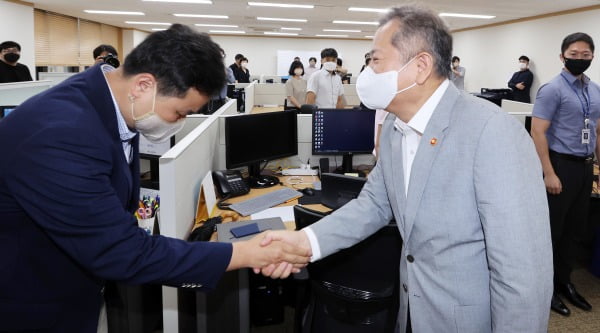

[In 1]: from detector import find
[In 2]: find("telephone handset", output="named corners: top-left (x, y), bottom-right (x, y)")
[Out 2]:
top-left (212, 170), bottom-right (250, 198)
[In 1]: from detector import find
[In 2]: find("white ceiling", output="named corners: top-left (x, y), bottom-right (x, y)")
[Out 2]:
top-left (27, 0), bottom-right (600, 38)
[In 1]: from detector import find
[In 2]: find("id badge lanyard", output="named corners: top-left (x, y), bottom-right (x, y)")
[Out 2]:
top-left (561, 73), bottom-right (591, 149)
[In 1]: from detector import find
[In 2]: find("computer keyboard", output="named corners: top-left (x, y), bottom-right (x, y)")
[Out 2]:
top-left (229, 187), bottom-right (302, 216)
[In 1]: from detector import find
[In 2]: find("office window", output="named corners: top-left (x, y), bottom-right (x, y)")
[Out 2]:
top-left (34, 10), bottom-right (122, 67)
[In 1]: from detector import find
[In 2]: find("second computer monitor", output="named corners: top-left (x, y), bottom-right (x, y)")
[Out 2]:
top-left (225, 110), bottom-right (298, 188)
top-left (312, 108), bottom-right (375, 174)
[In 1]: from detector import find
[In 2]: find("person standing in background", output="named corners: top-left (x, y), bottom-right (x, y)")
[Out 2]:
top-left (531, 32), bottom-right (599, 317)
top-left (306, 48), bottom-right (345, 108)
top-left (304, 57), bottom-right (318, 79)
top-left (508, 55), bottom-right (534, 103)
top-left (450, 55), bottom-right (465, 90)
top-left (238, 57), bottom-right (250, 83)
top-left (229, 53), bottom-right (244, 83)
top-left (0, 41), bottom-right (33, 83)
top-left (93, 44), bottom-right (119, 67)
top-left (285, 60), bottom-right (307, 110)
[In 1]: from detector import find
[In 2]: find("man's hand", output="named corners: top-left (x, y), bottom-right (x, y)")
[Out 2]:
top-left (227, 231), bottom-right (311, 275)
top-left (252, 230), bottom-right (312, 279)
top-left (516, 82), bottom-right (525, 90)
top-left (544, 173), bottom-right (562, 195)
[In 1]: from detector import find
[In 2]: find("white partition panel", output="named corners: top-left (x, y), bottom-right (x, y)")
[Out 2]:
top-left (159, 114), bottom-right (221, 333)
top-left (38, 72), bottom-right (76, 86)
top-left (501, 99), bottom-right (534, 126)
top-left (0, 80), bottom-right (53, 105)
top-left (254, 83), bottom-right (286, 106)
top-left (244, 81), bottom-right (256, 114)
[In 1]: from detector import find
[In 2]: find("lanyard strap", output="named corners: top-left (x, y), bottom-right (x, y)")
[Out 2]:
top-left (561, 72), bottom-right (591, 119)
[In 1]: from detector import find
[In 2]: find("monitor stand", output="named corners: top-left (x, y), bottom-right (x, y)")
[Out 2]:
top-left (247, 162), bottom-right (279, 188)
top-left (335, 153), bottom-right (365, 178)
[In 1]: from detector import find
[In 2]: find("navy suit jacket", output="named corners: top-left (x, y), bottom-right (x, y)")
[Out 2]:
top-left (0, 66), bottom-right (232, 332)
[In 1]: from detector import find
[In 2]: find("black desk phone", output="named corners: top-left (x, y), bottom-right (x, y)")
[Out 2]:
top-left (212, 170), bottom-right (250, 198)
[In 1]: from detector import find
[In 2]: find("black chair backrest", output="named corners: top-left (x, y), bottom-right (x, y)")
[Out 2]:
top-left (299, 104), bottom-right (318, 114)
top-left (293, 205), bottom-right (327, 230)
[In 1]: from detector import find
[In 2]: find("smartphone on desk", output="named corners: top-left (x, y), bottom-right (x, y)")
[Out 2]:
top-left (212, 170), bottom-right (250, 198)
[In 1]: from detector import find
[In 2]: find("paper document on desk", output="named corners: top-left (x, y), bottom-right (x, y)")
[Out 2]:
top-left (251, 206), bottom-right (295, 222)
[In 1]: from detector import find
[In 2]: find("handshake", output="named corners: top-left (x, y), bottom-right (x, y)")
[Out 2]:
top-left (228, 230), bottom-right (312, 279)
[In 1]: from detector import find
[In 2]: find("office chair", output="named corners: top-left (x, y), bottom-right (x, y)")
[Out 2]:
top-left (293, 205), bottom-right (401, 333)
top-left (299, 104), bottom-right (317, 114)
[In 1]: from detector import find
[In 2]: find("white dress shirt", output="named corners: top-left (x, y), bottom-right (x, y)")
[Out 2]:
top-left (304, 79), bottom-right (450, 261)
top-left (101, 64), bottom-right (137, 164)
top-left (306, 69), bottom-right (344, 109)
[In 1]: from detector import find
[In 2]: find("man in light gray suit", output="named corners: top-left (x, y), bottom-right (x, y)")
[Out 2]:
top-left (257, 5), bottom-right (553, 332)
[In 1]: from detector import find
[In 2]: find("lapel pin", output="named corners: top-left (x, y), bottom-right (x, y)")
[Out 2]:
top-left (430, 138), bottom-right (438, 146)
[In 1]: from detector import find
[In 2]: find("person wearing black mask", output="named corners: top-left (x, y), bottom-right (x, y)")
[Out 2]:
top-left (507, 55), bottom-right (534, 103)
top-left (0, 41), bottom-right (33, 83)
top-left (532, 32), bottom-right (599, 317)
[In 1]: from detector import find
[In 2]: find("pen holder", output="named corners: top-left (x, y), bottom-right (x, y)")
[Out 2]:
top-left (138, 216), bottom-right (155, 235)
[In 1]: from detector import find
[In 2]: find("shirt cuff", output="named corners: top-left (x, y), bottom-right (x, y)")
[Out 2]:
top-left (302, 227), bottom-right (322, 262)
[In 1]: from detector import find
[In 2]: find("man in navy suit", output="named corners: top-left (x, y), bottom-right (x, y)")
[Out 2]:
top-left (0, 24), bottom-right (310, 332)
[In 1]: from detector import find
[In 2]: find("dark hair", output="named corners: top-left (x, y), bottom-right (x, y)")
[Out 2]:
top-left (451, 56), bottom-right (460, 63)
top-left (0, 41), bottom-right (21, 51)
top-left (309, 57), bottom-right (317, 62)
top-left (122, 24), bottom-right (225, 97)
top-left (241, 57), bottom-right (248, 62)
top-left (561, 32), bottom-right (595, 55)
top-left (380, 5), bottom-right (452, 79)
top-left (518, 55), bottom-right (529, 62)
top-left (234, 53), bottom-right (244, 61)
top-left (93, 44), bottom-right (118, 59)
top-left (320, 48), bottom-right (338, 59)
top-left (288, 60), bottom-right (304, 76)
top-left (366, 58), bottom-right (372, 66)
top-left (336, 58), bottom-right (343, 66)
top-left (365, 52), bottom-right (371, 59)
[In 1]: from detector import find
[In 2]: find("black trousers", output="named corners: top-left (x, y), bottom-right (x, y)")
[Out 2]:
top-left (547, 152), bottom-right (594, 285)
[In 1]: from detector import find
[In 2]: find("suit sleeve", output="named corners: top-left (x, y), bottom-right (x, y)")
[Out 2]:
top-left (473, 111), bottom-right (553, 332)
top-left (307, 160), bottom-right (395, 258)
top-left (5, 123), bottom-right (231, 290)
top-left (524, 71), bottom-right (533, 89)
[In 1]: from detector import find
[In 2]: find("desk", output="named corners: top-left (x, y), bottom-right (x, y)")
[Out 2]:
top-left (191, 175), bottom-right (327, 333)
top-left (251, 106), bottom-right (283, 114)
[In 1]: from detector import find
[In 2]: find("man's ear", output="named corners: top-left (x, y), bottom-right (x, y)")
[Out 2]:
top-left (415, 52), bottom-right (434, 85)
top-left (129, 73), bottom-right (156, 100)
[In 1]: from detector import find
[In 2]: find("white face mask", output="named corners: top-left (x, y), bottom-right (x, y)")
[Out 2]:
top-left (519, 62), bottom-right (527, 70)
top-left (241, 62), bottom-right (248, 68)
top-left (322, 61), bottom-right (337, 72)
top-left (356, 57), bottom-right (417, 110)
top-left (294, 68), bottom-right (303, 76)
top-left (130, 85), bottom-right (186, 143)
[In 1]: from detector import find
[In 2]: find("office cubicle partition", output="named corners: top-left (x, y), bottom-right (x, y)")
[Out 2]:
top-left (38, 72), bottom-right (76, 86)
top-left (0, 80), bottom-right (53, 105)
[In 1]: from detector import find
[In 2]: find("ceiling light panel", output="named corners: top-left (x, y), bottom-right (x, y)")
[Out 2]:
top-left (316, 34), bottom-right (348, 38)
top-left (333, 20), bottom-right (378, 25)
top-left (126, 21), bottom-right (171, 25)
top-left (210, 30), bottom-right (246, 34)
top-left (248, 2), bottom-right (314, 9)
top-left (264, 32), bottom-right (299, 36)
top-left (195, 23), bottom-right (238, 27)
top-left (323, 29), bottom-right (361, 33)
top-left (84, 10), bottom-right (144, 15)
top-left (257, 17), bottom-right (307, 22)
top-left (348, 7), bottom-right (388, 13)
top-left (281, 27), bottom-right (302, 31)
top-left (174, 14), bottom-right (229, 18)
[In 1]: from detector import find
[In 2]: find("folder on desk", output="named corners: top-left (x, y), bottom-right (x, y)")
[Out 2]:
top-left (216, 217), bottom-right (286, 242)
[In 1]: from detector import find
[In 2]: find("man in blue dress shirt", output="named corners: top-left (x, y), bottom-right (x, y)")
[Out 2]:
top-left (532, 32), bottom-right (600, 317)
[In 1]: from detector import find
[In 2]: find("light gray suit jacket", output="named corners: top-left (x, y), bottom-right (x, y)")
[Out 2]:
top-left (309, 83), bottom-right (553, 332)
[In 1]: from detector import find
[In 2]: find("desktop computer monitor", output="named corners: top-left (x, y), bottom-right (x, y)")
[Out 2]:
top-left (225, 110), bottom-right (298, 188)
top-left (312, 108), bottom-right (375, 174)
top-left (0, 105), bottom-right (18, 119)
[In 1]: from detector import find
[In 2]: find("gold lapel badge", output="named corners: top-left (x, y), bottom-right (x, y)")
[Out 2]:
top-left (430, 138), bottom-right (438, 146)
